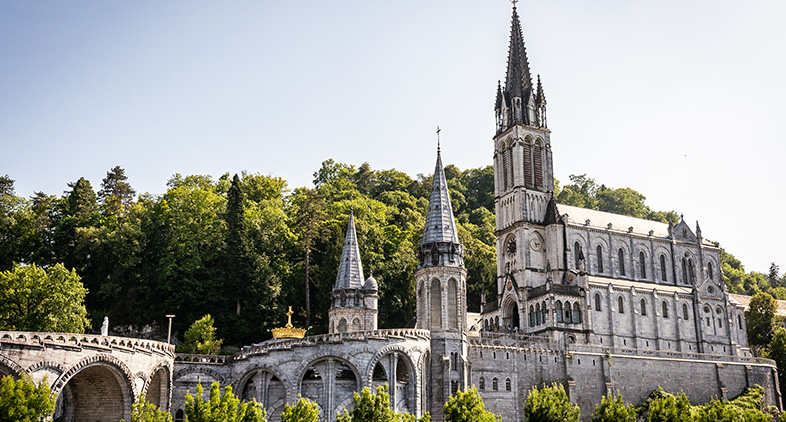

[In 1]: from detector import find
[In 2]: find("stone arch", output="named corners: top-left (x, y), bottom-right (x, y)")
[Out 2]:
top-left (592, 238), bottom-right (610, 274)
top-left (52, 354), bottom-right (136, 422)
top-left (173, 366), bottom-right (229, 386)
top-left (339, 318), bottom-right (348, 333)
top-left (235, 365), bottom-right (288, 419)
top-left (0, 353), bottom-right (24, 378)
top-left (298, 355), bottom-right (362, 422)
top-left (635, 245), bottom-right (650, 280)
top-left (447, 278), bottom-right (459, 329)
top-left (143, 360), bottom-right (172, 411)
top-left (352, 317), bottom-right (361, 332)
top-left (502, 297), bottom-right (520, 330)
top-left (27, 361), bottom-right (67, 386)
top-left (365, 345), bottom-right (419, 415)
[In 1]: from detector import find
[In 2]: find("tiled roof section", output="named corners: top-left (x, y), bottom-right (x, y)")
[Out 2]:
top-left (335, 212), bottom-right (364, 289)
top-left (505, 6), bottom-right (533, 103)
top-left (558, 204), bottom-right (670, 237)
top-left (421, 149), bottom-right (459, 245)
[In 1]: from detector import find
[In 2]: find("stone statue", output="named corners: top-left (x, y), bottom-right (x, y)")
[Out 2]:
top-left (100, 316), bottom-right (109, 336)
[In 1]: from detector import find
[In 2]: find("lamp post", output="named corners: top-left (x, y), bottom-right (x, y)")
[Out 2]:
top-left (166, 315), bottom-right (175, 344)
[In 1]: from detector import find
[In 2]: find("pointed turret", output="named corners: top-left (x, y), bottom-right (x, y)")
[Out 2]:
top-left (329, 211), bottom-right (378, 334)
top-left (535, 74), bottom-right (548, 128)
top-left (334, 211), bottom-right (364, 289)
top-left (421, 148), bottom-right (460, 247)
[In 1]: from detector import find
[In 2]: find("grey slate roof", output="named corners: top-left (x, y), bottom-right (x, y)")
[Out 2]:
top-left (421, 149), bottom-right (459, 246)
top-left (334, 212), bottom-right (364, 289)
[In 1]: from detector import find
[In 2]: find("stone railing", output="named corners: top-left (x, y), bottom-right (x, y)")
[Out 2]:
top-left (232, 329), bottom-right (431, 361)
top-left (470, 332), bottom-right (774, 366)
top-left (0, 331), bottom-right (175, 357)
top-left (174, 354), bottom-right (232, 364)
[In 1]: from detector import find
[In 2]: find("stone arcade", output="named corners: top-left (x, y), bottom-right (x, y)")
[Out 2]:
top-left (0, 6), bottom-right (780, 422)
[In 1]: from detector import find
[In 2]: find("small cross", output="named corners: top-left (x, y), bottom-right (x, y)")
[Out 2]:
top-left (286, 306), bottom-right (294, 326)
top-left (436, 126), bottom-right (441, 152)
top-left (511, 0), bottom-right (518, 7)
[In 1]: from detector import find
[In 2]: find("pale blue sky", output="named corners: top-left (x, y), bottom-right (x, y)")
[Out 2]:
top-left (1, 1), bottom-right (784, 274)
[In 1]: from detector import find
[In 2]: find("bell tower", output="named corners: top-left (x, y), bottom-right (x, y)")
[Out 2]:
top-left (415, 143), bottom-right (467, 422)
top-left (493, 6), bottom-right (558, 318)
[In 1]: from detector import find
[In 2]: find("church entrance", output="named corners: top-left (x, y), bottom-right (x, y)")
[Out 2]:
top-left (503, 301), bottom-right (520, 332)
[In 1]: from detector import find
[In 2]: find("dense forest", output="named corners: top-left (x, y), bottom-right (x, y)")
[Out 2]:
top-left (0, 164), bottom-right (782, 347)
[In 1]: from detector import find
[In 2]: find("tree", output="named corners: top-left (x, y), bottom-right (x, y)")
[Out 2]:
top-left (185, 381), bottom-right (265, 422)
top-left (591, 393), bottom-right (636, 422)
top-left (0, 374), bottom-right (55, 422)
top-left (289, 188), bottom-right (327, 327)
top-left (180, 314), bottom-right (223, 355)
top-left (98, 166), bottom-right (136, 216)
top-left (281, 396), bottom-right (320, 422)
top-left (0, 263), bottom-right (89, 333)
top-left (745, 293), bottom-right (780, 349)
top-left (122, 394), bottom-right (173, 422)
top-left (0, 175), bottom-right (14, 197)
top-left (443, 387), bottom-right (500, 422)
top-left (638, 388), bottom-right (692, 422)
top-left (524, 383), bottom-right (580, 422)
top-left (767, 328), bottom-right (786, 396)
top-left (336, 385), bottom-right (397, 422)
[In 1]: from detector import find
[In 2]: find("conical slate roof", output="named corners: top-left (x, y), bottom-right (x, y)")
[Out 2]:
top-left (421, 149), bottom-right (459, 246)
top-left (335, 212), bottom-right (364, 289)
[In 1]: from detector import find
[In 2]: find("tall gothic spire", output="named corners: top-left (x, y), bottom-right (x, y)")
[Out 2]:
top-left (505, 5), bottom-right (534, 103)
top-left (421, 148), bottom-right (459, 246)
top-left (335, 211), bottom-right (364, 289)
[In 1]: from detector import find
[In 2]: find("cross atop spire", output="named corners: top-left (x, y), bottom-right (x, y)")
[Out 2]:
top-left (436, 126), bottom-right (441, 153)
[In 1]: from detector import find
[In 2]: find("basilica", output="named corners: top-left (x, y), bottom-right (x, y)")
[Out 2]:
top-left (0, 6), bottom-right (781, 422)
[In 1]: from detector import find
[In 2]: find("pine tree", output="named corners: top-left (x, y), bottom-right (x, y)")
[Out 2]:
top-left (98, 166), bottom-right (136, 216)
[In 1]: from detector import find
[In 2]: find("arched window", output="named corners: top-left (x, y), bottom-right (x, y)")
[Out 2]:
top-left (573, 302), bottom-right (582, 323)
top-left (618, 296), bottom-right (624, 314)
top-left (595, 293), bottom-right (602, 311)
top-left (640, 299), bottom-right (647, 316)
top-left (505, 378), bottom-right (512, 391)
top-left (564, 301), bottom-right (572, 323)
top-left (708, 262), bottom-right (714, 281)
top-left (737, 314), bottom-right (742, 330)
top-left (508, 148), bottom-right (515, 188)
top-left (175, 410), bottom-right (185, 422)
top-left (597, 246), bottom-right (604, 273)
top-left (479, 377), bottom-right (485, 390)
top-left (640, 251), bottom-right (647, 279)
top-left (542, 301), bottom-right (548, 323)
top-left (493, 377), bottom-right (499, 391)
top-left (556, 301), bottom-right (564, 323)
top-left (501, 144), bottom-right (509, 190)
top-left (618, 248), bottom-right (626, 276)
top-left (660, 254), bottom-right (667, 281)
top-left (574, 241), bottom-right (583, 268)
top-left (683, 303), bottom-right (689, 320)
top-left (529, 305), bottom-right (535, 327)
top-left (662, 301), bottom-right (669, 318)
top-left (688, 259), bottom-right (696, 283)
top-left (535, 303), bottom-right (542, 325)
top-left (533, 142), bottom-right (543, 189)
top-left (523, 141), bottom-right (533, 187)
top-left (682, 258), bottom-right (688, 284)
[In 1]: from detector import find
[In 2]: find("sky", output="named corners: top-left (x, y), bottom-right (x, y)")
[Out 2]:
top-left (1, 1), bottom-right (784, 274)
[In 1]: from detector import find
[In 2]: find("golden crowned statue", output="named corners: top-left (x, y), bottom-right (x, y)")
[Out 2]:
top-left (271, 306), bottom-right (306, 339)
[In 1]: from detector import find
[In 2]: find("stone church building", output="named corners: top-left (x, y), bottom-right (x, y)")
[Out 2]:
top-left (0, 6), bottom-right (779, 422)
top-left (169, 6), bottom-right (780, 421)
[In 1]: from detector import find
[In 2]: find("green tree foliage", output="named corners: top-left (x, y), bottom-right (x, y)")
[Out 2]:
top-left (444, 387), bottom-right (500, 422)
top-left (334, 384), bottom-right (428, 422)
top-left (185, 381), bottom-right (266, 422)
top-left (765, 328), bottom-right (786, 398)
top-left (524, 383), bottom-right (580, 422)
top-left (591, 393), bottom-right (636, 422)
top-left (745, 293), bottom-right (780, 349)
top-left (0, 263), bottom-right (89, 333)
top-left (281, 396), bottom-right (320, 422)
top-left (180, 314), bottom-right (223, 355)
top-left (638, 387), bottom-right (692, 422)
top-left (0, 374), bottom-right (55, 422)
top-left (122, 394), bottom-right (173, 422)
top-left (556, 174), bottom-right (678, 224)
top-left (99, 166), bottom-right (136, 216)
